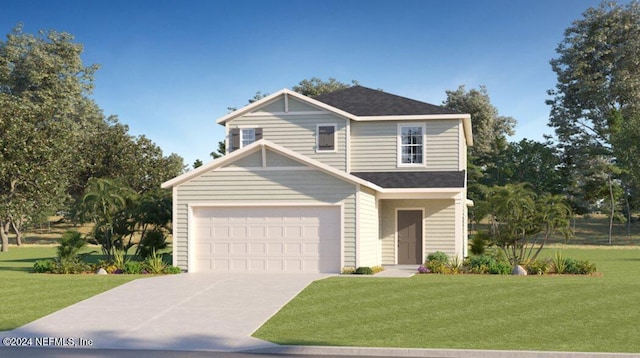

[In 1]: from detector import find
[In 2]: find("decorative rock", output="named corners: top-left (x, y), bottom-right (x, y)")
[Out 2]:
top-left (96, 268), bottom-right (107, 275)
top-left (512, 265), bottom-right (528, 275)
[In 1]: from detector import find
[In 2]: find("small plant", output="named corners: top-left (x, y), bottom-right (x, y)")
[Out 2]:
top-left (354, 266), bottom-right (374, 275)
top-left (137, 229), bottom-right (168, 259)
top-left (112, 248), bottom-right (129, 270)
top-left (525, 259), bottom-right (551, 275)
top-left (33, 259), bottom-right (56, 273)
top-left (425, 251), bottom-right (451, 274)
top-left (371, 266), bottom-right (384, 274)
top-left (341, 267), bottom-right (356, 274)
top-left (163, 265), bottom-right (182, 274)
top-left (144, 249), bottom-right (167, 274)
top-left (552, 251), bottom-right (568, 274)
top-left (124, 260), bottom-right (143, 274)
top-left (417, 265), bottom-right (430, 274)
top-left (574, 260), bottom-right (598, 275)
top-left (57, 230), bottom-right (86, 261)
top-left (469, 232), bottom-right (490, 255)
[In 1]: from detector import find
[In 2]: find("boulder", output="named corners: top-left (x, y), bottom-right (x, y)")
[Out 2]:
top-left (512, 265), bottom-right (528, 276)
top-left (96, 268), bottom-right (108, 275)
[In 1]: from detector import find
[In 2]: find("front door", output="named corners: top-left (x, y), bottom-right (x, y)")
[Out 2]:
top-left (397, 210), bottom-right (423, 264)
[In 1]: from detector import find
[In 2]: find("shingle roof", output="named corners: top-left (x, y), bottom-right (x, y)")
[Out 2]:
top-left (312, 86), bottom-right (461, 116)
top-left (351, 171), bottom-right (466, 189)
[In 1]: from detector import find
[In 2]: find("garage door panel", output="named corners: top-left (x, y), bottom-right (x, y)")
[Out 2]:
top-left (193, 206), bottom-right (340, 273)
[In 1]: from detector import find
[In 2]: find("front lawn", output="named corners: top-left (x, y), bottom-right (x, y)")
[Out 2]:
top-left (254, 247), bottom-right (640, 353)
top-left (0, 246), bottom-right (140, 331)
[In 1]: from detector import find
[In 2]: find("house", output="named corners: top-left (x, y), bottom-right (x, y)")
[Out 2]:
top-left (161, 86), bottom-right (473, 273)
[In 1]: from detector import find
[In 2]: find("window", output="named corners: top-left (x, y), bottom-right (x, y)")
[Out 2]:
top-left (241, 128), bottom-right (255, 148)
top-left (398, 124), bottom-right (425, 165)
top-left (317, 124), bottom-right (336, 152)
top-left (229, 128), bottom-right (263, 152)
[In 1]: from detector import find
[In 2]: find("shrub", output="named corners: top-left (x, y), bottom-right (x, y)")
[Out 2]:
top-left (144, 249), bottom-right (167, 274)
top-left (425, 251), bottom-right (451, 274)
top-left (56, 258), bottom-right (91, 274)
top-left (137, 229), bottom-right (168, 259)
top-left (354, 266), bottom-right (374, 275)
top-left (466, 254), bottom-right (511, 275)
top-left (341, 267), bottom-right (356, 274)
top-left (417, 265), bottom-right (430, 274)
top-left (124, 260), bottom-right (143, 274)
top-left (113, 248), bottom-right (129, 270)
top-left (525, 259), bottom-right (551, 275)
top-left (371, 266), bottom-right (384, 274)
top-left (163, 265), bottom-right (182, 274)
top-left (33, 260), bottom-right (56, 273)
top-left (57, 230), bottom-right (86, 261)
top-left (574, 260), bottom-right (598, 275)
top-left (469, 232), bottom-right (490, 255)
top-left (551, 252), bottom-right (568, 274)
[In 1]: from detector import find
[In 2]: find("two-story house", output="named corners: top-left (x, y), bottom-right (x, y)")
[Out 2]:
top-left (161, 86), bottom-right (473, 273)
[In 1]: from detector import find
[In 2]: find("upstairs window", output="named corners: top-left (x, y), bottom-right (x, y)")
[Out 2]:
top-left (229, 128), bottom-right (263, 152)
top-left (317, 124), bottom-right (337, 152)
top-left (398, 124), bottom-right (425, 165)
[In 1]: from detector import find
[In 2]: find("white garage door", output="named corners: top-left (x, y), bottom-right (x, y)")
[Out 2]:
top-left (193, 206), bottom-right (341, 273)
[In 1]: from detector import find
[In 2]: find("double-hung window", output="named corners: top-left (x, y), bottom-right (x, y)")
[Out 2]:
top-left (229, 127), bottom-right (263, 152)
top-left (316, 124), bottom-right (337, 152)
top-left (398, 124), bottom-right (425, 166)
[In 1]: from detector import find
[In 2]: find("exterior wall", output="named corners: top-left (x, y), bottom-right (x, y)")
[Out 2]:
top-left (350, 120), bottom-right (460, 172)
top-left (356, 187), bottom-right (380, 267)
top-left (228, 107), bottom-right (348, 171)
top-left (380, 199), bottom-right (458, 265)
top-left (173, 159), bottom-right (357, 270)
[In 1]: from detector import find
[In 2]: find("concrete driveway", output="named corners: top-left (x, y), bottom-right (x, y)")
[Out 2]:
top-left (6, 273), bottom-right (332, 352)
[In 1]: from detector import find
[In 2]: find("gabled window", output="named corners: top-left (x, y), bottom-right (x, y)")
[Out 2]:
top-left (317, 124), bottom-right (337, 152)
top-left (398, 124), bottom-right (425, 166)
top-left (229, 127), bottom-right (263, 152)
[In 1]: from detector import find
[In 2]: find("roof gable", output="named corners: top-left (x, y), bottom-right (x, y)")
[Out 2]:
top-left (313, 86), bottom-right (461, 117)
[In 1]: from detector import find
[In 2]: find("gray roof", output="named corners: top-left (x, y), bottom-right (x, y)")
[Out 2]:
top-left (351, 171), bottom-right (466, 189)
top-left (313, 86), bottom-right (461, 116)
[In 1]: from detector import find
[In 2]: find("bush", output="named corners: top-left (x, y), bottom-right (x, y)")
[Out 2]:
top-left (144, 249), bottom-right (167, 274)
top-left (371, 266), bottom-right (384, 274)
top-left (124, 260), bottom-right (143, 274)
top-left (33, 260), bottom-right (56, 273)
top-left (57, 230), bottom-right (86, 261)
top-left (525, 259), bottom-right (551, 275)
top-left (466, 254), bottom-right (511, 275)
top-left (469, 232), bottom-right (490, 255)
top-left (56, 258), bottom-right (91, 274)
top-left (573, 260), bottom-right (598, 275)
top-left (163, 265), bottom-right (182, 274)
top-left (417, 265), bottom-right (430, 274)
top-left (138, 229), bottom-right (168, 259)
top-left (425, 251), bottom-right (451, 274)
top-left (341, 267), bottom-right (356, 274)
top-left (354, 266), bottom-right (374, 275)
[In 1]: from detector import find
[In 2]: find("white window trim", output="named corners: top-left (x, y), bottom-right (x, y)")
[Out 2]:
top-left (316, 124), bottom-right (337, 153)
top-left (397, 123), bottom-right (426, 167)
top-left (240, 128), bottom-right (256, 149)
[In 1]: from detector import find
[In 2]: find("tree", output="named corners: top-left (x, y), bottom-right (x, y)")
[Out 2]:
top-left (292, 77), bottom-right (358, 96)
top-left (210, 141), bottom-right (226, 159)
top-left (0, 25), bottom-right (98, 251)
top-left (477, 184), bottom-right (572, 266)
top-left (443, 85), bottom-right (517, 222)
top-left (547, 1), bottom-right (640, 219)
top-left (78, 178), bottom-right (136, 258)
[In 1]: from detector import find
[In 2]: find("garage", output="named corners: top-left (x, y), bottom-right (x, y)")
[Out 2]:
top-left (192, 206), bottom-right (341, 273)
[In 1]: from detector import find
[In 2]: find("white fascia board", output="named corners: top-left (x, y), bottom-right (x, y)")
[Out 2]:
top-left (216, 89), bottom-right (357, 125)
top-left (160, 140), bottom-right (264, 188)
top-left (161, 139), bottom-right (382, 191)
top-left (376, 189), bottom-right (464, 200)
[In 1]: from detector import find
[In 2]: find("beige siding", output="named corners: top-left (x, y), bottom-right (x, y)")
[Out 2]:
top-left (426, 120), bottom-right (460, 171)
top-left (228, 113), bottom-right (347, 171)
top-left (254, 97), bottom-right (321, 113)
top-left (380, 199), bottom-right (457, 265)
top-left (351, 120), bottom-right (461, 172)
top-left (174, 166), bottom-right (357, 270)
top-left (224, 151), bottom-right (262, 167)
top-left (357, 187), bottom-right (379, 267)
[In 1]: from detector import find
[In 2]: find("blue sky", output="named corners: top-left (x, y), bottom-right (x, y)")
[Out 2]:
top-left (1, 0), bottom-right (614, 166)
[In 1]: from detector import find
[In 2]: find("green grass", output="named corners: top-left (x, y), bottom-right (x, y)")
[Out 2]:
top-left (0, 246), bottom-right (140, 331)
top-left (254, 247), bottom-right (640, 353)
